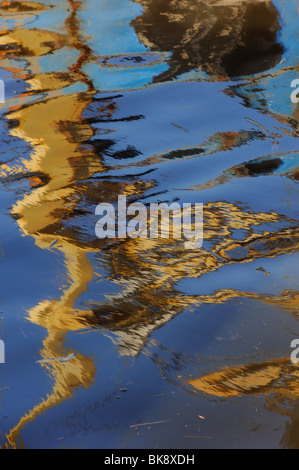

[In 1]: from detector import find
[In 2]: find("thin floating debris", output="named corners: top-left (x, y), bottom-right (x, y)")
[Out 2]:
top-left (130, 420), bottom-right (171, 428)
top-left (19, 327), bottom-right (27, 339)
top-left (36, 353), bottom-right (76, 364)
top-left (255, 266), bottom-right (270, 275)
top-left (245, 117), bottom-right (268, 136)
top-left (60, 353), bottom-right (76, 363)
top-left (171, 122), bottom-right (189, 133)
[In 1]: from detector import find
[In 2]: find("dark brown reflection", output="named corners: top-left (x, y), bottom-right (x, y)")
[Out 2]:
top-left (188, 152), bottom-right (299, 191)
top-left (132, 0), bottom-right (284, 81)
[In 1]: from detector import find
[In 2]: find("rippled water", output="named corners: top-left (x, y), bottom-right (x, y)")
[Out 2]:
top-left (0, 0), bottom-right (298, 449)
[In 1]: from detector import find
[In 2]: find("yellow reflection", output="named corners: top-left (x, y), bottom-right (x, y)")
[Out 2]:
top-left (186, 358), bottom-right (292, 398)
top-left (0, 0), bottom-right (100, 448)
top-left (184, 354), bottom-right (299, 449)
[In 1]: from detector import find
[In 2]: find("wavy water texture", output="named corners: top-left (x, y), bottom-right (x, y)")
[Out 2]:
top-left (0, 0), bottom-right (298, 449)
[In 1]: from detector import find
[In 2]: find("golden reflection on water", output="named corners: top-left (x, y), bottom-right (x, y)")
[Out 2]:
top-left (0, 0), bottom-right (298, 448)
top-left (0, 0), bottom-right (99, 449)
top-left (183, 355), bottom-right (299, 448)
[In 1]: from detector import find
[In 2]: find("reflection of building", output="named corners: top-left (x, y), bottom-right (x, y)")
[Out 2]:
top-left (182, 355), bottom-right (299, 448)
top-left (0, 0), bottom-right (100, 449)
top-left (132, 0), bottom-right (284, 81)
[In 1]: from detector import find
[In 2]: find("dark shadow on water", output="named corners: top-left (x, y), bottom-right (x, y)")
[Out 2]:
top-left (132, 0), bottom-right (284, 81)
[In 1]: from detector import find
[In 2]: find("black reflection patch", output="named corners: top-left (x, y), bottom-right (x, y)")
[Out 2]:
top-left (237, 158), bottom-right (283, 177)
top-left (111, 145), bottom-right (142, 160)
top-left (94, 114), bottom-right (145, 123)
top-left (163, 147), bottom-right (205, 160)
top-left (132, 0), bottom-right (284, 80)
